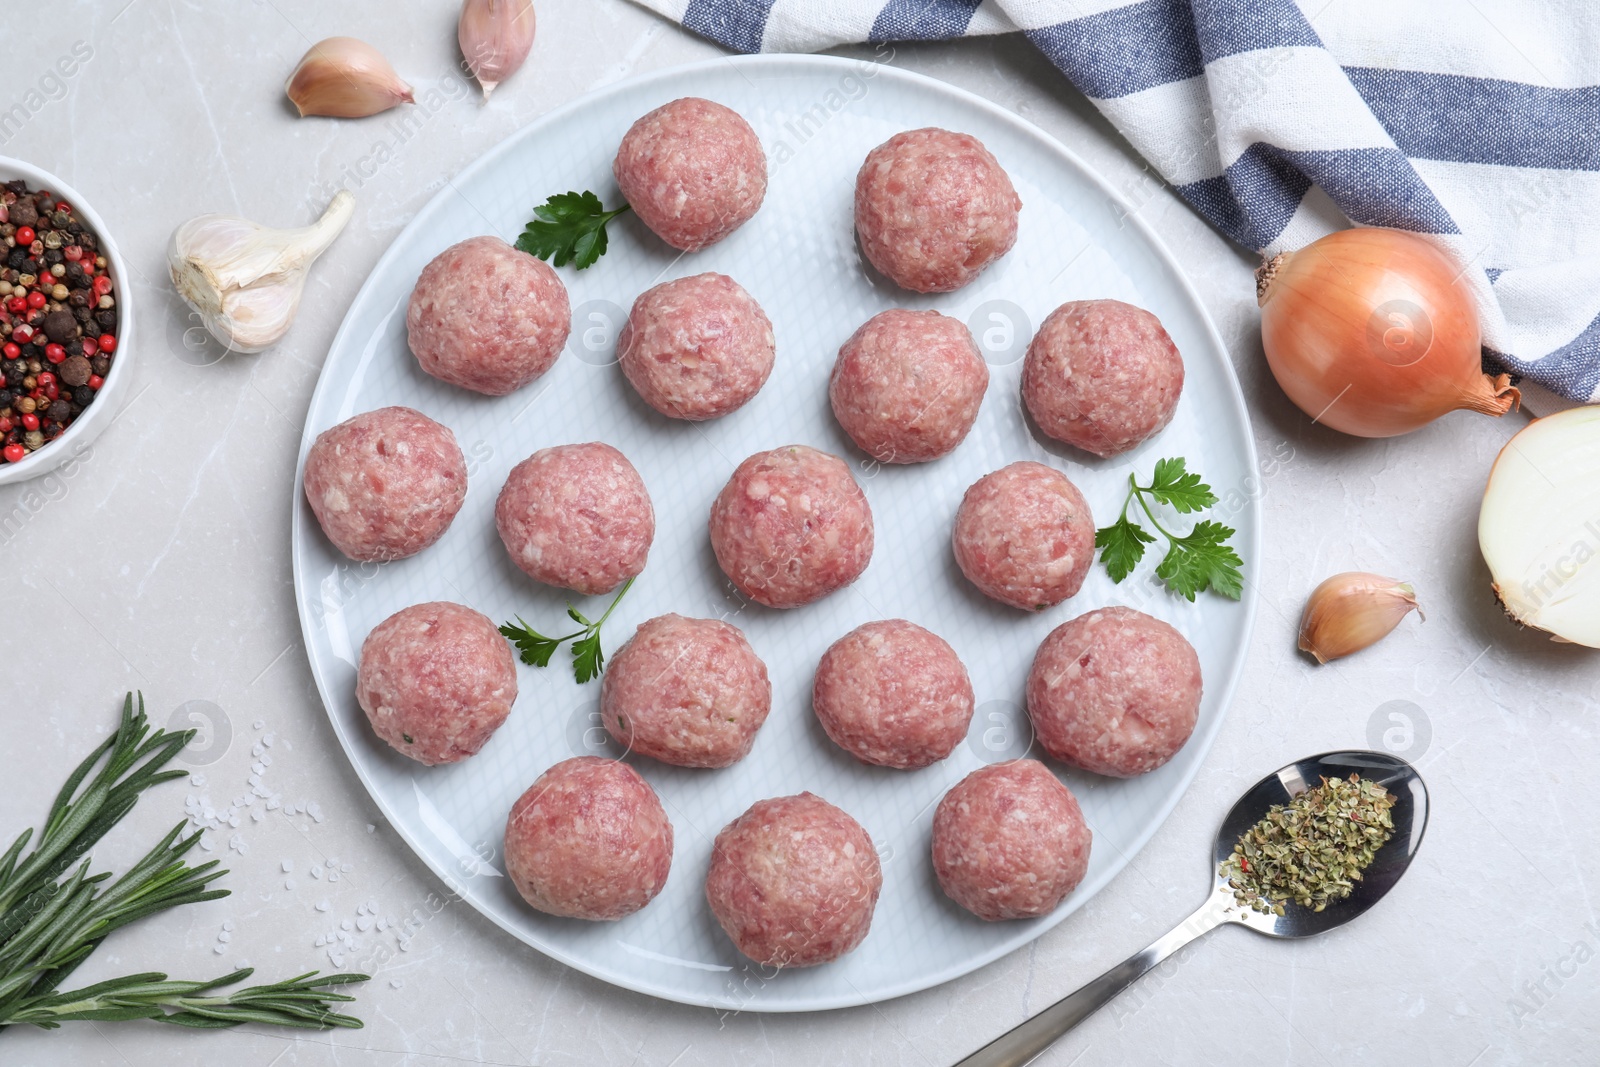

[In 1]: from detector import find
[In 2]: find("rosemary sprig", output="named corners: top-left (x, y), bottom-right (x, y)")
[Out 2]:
top-left (0, 694), bottom-right (369, 1034)
top-left (3, 969), bottom-right (365, 1030)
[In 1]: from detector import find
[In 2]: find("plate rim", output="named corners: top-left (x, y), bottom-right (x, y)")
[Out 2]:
top-left (290, 51), bottom-right (1262, 1013)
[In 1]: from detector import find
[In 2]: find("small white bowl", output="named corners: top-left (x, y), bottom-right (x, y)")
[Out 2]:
top-left (0, 157), bottom-right (135, 486)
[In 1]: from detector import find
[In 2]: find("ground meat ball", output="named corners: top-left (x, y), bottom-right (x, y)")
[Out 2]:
top-left (613, 97), bottom-right (767, 252)
top-left (932, 759), bottom-right (1092, 921)
top-left (705, 793), bottom-right (881, 967)
top-left (1023, 300), bottom-right (1184, 457)
top-left (618, 273), bottom-right (775, 421)
top-left (709, 445), bottom-right (874, 609)
top-left (503, 757), bottom-right (673, 921)
top-left (356, 602), bottom-right (518, 766)
top-left (812, 619), bottom-right (974, 769)
top-left (406, 235), bottom-right (571, 396)
top-left (854, 128), bottom-right (1022, 294)
top-left (496, 443), bottom-right (654, 595)
top-left (829, 309), bottom-right (988, 463)
top-left (601, 614), bottom-right (771, 767)
top-left (1026, 607), bottom-right (1203, 777)
top-left (303, 406), bottom-right (467, 562)
top-left (952, 462), bottom-right (1094, 611)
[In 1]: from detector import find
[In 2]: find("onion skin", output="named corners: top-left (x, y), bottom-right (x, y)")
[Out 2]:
top-left (1257, 228), bottom-right (1519, 437)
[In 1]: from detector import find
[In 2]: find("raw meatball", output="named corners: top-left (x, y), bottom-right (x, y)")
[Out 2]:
top-left (953, 462), bottom-right (1094, 611)
top-left (496, 442), bottom-right (654, 596)
top-left (854, 128), bottom-right (1022, 294)
top-left (613, 97), bottom-right (767, 252)
top-left (1023, 300), bottom-right (1184, 457)
top-left (812, 619), bottom-right (974, 769)
top-left (601, 613), bottom-right (771, 767)
top-left (618, 273), bottom-right (775, 421)
top-left (932, 759), bottom-right (1092, 921)
top-left (709, 445), bottom-right (874, 609)
top-left (356, 601), bottom-right (518, 766)
top-left (503, 756), bottom-right (673, 921)
top-left (303, 406), bottom-right (467, 562)
top-left (407, 235), bottom-right (571, 396)
top-left (830, 309), bottom-right (988, 464)
top-left (705, 793), bottom-right (881, 967)
top-left (1026, 606), bottom-right (1202, 777)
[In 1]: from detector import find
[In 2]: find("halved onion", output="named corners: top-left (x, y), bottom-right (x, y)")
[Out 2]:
top-left (1478, 406), bottom-right (1600, 647)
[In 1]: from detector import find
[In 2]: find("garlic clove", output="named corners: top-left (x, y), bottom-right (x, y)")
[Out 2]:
top-left (168, 191), bottom-right (355, 355)
top-left (458, 0), bottom-right (536, 99)
top-left (1479, 406), bottom-right (1600, 648)
top-left (286, 37), bottom-right (414, 119)
top-left (1297, 572), bottom-right (1421, 664)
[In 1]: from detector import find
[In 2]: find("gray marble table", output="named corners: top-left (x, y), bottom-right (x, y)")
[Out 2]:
top-left (3, 3), bottom-right (1593, 1065)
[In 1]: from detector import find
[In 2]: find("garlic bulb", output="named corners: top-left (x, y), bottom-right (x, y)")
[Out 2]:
top-left (1297, 572), bottom-right (1421, 664)
top-left (1479, 406), bottom-right (1600, 647)
top-left (168, 191), bottom-right (355, 355)
top-left (286, 37), bottom-right (414, 118)
top-left (459, 0), bottom-right (536, 99)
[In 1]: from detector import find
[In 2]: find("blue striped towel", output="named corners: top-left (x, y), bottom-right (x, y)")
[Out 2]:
top-left (631, 0), bottom-right (1600, 407)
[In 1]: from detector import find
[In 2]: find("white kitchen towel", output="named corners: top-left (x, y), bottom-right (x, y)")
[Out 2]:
top-left (631, 0), bottom-right (1600, 405)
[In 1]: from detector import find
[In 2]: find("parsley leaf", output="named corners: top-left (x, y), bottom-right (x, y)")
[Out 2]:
top-left (1094, 458), bottom-right (1245, 601)
top-left (1094, 514), bottom-right (1156, 584)
top-left (499, 578), bottom-right (636, 684)
top-left (1156, 520), bottom-right (1244, 601)
top-left (514, 191), bottom-right (631, 270)
top-left (1144, 457), bottom-right (1219, 514)
top-left (571, 632), bottom-right (606, 685)
top-left (498, 616), bottom-right (577, 668)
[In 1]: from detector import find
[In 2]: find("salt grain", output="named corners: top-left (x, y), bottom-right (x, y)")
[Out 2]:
top-left (282, 860), bottom-right (294, 873)
top-left (315, 900), bottom-right (330, 912)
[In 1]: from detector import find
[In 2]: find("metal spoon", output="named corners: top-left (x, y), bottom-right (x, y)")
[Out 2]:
top-left (952, 749), bottom-right (1429, 1067)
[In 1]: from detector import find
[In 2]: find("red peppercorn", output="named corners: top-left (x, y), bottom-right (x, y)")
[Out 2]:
top-left (80, 337), bottom-right (97, 357)
top-left (2, 343), bottom-right (17, 359)
top-left (63, 245), bottom-right (81, 261)
top-left (13, 324), bottom-right (32, 343)
top-left (35, 372), bottom-right (54, 387)
top-left (21, 414), bottom-right (39, 432)
top-left (0, 418), bottom-right (11, 434)
top-left (92, 276), bottom-right (113, 298)
top-left (87, 374), bottom-right (103, 390)
top-left (54, 201), bottom-right (70, 213)
top-left (14, 226), bottom-right (35, 246)
top-left (3, 444), bottom-right (24, 464)
top-left (4, 297), bottom-right (23, 315)
top-left (97, 333), bottom-right (117, 353)
top-left (42, 384), bottom-right (57, 401)
top-left (44, 344), bottom-right (65, 364)
top-left (26, 291), bottom-right (46, 310)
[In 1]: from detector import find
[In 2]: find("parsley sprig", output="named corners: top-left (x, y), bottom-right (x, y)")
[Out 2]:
top-left (514, 191), bottom-right (630, 270)
top-left (1094, 457), bottom-right (1244, 601)
top-left (499, 577), bottom-right (635, 684)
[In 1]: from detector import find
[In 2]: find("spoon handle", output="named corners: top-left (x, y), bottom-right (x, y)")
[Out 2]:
top-left (951, 895), bottom-right (1229, 1067)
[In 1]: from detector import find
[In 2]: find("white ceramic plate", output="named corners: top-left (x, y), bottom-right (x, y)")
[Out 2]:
top-left (292, 55), bottom-right (1259, 1012)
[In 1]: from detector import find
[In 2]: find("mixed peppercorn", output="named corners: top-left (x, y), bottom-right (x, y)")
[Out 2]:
top-left (0, 180), bottom-right (118, 464)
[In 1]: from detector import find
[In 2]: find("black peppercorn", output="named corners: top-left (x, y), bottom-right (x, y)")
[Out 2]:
top-left (94, 309), bottom-right (116, 331)
top-left (42, 310), bottom-right (77, 344)
top-left (47, 399), bottom-right (71, 422)
top-left (89, 356), bottom-right (110, 377)
top-left (8, 198), bottom-right (37, 228)
top-left (0, 390), bottom-right (14, 408)
top-left (5, 248), bottom-right (26, 270)
top-left (73, 385), bottom-right (95, 407)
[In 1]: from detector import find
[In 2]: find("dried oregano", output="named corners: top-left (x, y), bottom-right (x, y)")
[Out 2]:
top-left (1220, 773), bottom-right (1396, 916)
